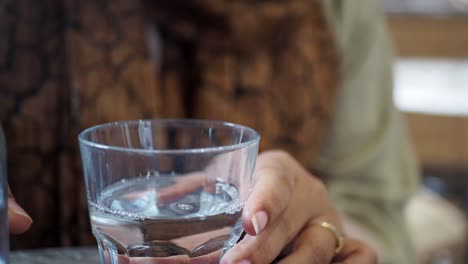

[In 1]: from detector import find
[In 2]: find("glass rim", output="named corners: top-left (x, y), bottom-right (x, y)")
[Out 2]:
top-left (78, 119), bottom-right (260, 154)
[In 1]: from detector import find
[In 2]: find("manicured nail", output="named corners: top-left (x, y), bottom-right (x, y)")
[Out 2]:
top-left (8, 199), bottom-right (33, 223)
top-left (236, 260), bottom-right (251, 264)
top-left (252, 210), bottom-right (268, 235)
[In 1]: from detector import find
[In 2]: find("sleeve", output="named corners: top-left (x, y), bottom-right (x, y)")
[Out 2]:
top-left (319, 1), bottom-right (420, 263)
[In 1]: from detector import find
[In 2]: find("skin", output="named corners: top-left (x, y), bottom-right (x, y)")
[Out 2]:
top-left (7, 186), bottom-right (33, 234)
top-left (7, 150), bottom-right (377, 264)
top-left (220, 150), bottom-right (377, 264)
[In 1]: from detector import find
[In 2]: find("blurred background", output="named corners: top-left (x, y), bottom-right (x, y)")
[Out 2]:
top-left (384, 0), bottom-right (468, 263)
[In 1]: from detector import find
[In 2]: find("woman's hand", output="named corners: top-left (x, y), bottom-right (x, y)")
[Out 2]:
top-left (220, 150), bottom-right (377, 264)
top-left (332, 238), bottom-right (377, 264)
top-left (7, 187), bottom-right (33, 234)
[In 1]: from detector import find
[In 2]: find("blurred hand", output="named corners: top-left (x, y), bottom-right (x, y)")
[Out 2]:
top-left (220, 150), bottom-right (377, 264)
top-left (7, 187), bottom-right (33, 234)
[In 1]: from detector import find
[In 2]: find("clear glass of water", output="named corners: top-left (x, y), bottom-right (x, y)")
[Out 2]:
top-left (0, 126), bottom-right (8, 264)
top-left (79, 119), bottom-right (259, 264)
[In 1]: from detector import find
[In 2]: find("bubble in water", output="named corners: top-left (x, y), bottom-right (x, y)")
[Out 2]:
top-left (89, 201), bottom-right (146, 221)
top-left (222, 184), bottom-right (238, 202)
top-left (215, 183), bottom-right (223, 194)
top-left (176, 203), bottom-right (195, 212)
top-left (169, 193), bottom-right (200, 215)
top-left (224, 200), bottom-right (244, 215)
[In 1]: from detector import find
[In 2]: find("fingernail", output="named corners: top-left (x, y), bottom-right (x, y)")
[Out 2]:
top-left (8, 199), bottom-right (33, 223)
top-left (236, 260), bottom-right (251, 264)
top-left (252, 211), bottom-right (268, 235)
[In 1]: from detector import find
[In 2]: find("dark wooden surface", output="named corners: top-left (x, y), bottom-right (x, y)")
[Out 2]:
top-left (10, 248), bottom-right (100, 264)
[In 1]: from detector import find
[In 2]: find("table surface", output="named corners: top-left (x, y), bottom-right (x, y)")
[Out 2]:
top-left (10, 248), bottom-right (100, 264)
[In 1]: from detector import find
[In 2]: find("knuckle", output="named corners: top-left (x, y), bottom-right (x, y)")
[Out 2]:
top-left (276, 170), bottom-right (295, 194)
top-left (262, 187), bottom-right (287, 218)
top-left (263, 149), bottom-right (294, 162)
top-left (258, 150), bottom-right (297, 192)
top-left (307, 176), bottom-right (327, 198)
top-left (254, 174), bottom-right (294, 215)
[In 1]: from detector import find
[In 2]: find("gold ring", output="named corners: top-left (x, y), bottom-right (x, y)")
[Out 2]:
top-left (317, 221), bottom-right (344, 255)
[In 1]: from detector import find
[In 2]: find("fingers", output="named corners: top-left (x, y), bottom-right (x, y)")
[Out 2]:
top-left (222, 183), bottom-right (328, 263)
top-left (332, 238), bottom-right (378, 264)
top-left (222, 199), bottom-right (312, 264)
top-left (7, 188), bottom-right (33, 234)
top-left (242, 151), bottom-right (296, 236)
top-left (278, 221), bottom-right (339, 264)
top-left (222, 150), bottom-right (343, 263)
top-left (243, 150), bottom-right (330, 237)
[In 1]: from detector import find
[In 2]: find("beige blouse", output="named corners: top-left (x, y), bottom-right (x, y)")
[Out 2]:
top-left (321, 1), bottom-right (420, 263)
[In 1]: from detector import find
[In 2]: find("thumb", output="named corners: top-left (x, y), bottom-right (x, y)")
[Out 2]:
top-left (8, 188), bottom-right (32, 234)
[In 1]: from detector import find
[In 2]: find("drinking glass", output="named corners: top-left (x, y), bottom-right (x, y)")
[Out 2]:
top-left (0, 126), bottom-right (8, 264)
top-left (79, 119), bottom-right (259, 264)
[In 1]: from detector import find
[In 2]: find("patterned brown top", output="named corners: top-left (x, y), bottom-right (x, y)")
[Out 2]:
top-left (0, 0), bottom-right (338, 248)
